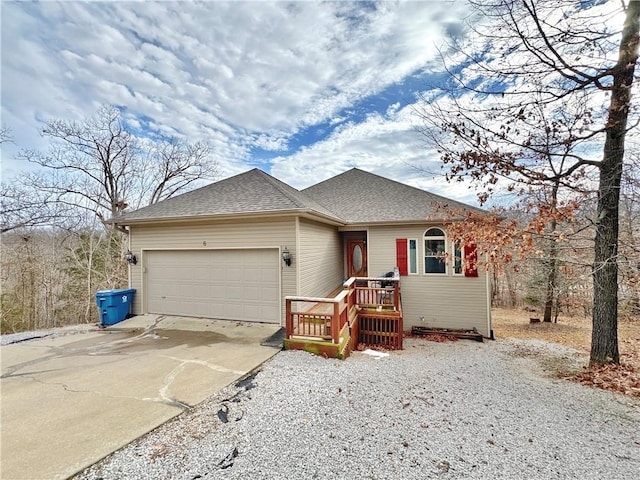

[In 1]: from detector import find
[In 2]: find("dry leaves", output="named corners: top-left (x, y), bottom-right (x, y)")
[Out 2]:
top-left (403, 331), bottom-right (459, 343)
top-left (567, 363), bottom-right (640, 398)
top-left (493, 308), bottom-right (640, 398)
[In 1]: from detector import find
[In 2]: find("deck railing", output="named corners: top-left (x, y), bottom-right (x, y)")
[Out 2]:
top-left (285, 275), bottom-right (402, 350)
top-left (349, 277), bottom-right (401, 312)
top-left (285, 288), bottom-right (353, 343)
top-left (351, 277), bottom-right (403, 350)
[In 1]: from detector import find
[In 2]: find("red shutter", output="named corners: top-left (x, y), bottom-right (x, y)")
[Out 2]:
top-left (464, 243), bottom-right (478, 277)
top-left (396, 238), bottom-right (408, 276)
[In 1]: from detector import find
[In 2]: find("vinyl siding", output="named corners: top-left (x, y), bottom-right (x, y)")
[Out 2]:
top-left (367, 225), bottom-right (491, 337)
top-left (128, 217), bottom-right (297, 323)
top-left (298, 219), bottom-right (343, 297)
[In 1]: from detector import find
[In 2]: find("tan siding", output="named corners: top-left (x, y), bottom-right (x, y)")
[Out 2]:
top-left (368, 225), bottom-right (491, 336)
top-left (298, 219), bottom-right (343, 297)
top-left (128, 217), bottom-right (296, 323)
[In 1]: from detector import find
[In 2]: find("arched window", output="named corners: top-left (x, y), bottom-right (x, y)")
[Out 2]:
top-left (424, 228), bottom-right (446, 274)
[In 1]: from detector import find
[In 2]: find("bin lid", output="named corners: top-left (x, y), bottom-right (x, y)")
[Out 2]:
top-left (96, 288), bottom-right (136, 295)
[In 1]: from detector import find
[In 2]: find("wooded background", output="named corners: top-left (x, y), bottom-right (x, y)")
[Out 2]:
top-left (1, 1), bottom-right (638, 368)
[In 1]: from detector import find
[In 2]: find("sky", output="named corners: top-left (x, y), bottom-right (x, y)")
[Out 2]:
top-left (0, 0), bottom-right (624, 207)
top-left (0, 0), bottom-right (482, 202)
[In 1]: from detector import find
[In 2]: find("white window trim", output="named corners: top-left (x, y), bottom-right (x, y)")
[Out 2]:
top-left (408, 238), bottom-right (419, 275)
top-left (423, 228), bottom-right (447, 275)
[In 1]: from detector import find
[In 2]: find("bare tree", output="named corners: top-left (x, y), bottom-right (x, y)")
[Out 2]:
top-left (0, 219), bottom-right (127, 332)
top-left (1, 106), bottom-right (219, 332)
top-left (591, 1), bottom-right (639, 366)
top-left (135, 137), bottom-right (213, 207)
top-left (0, 170), bottom-right (82, 234)
top-left (419, 0), bottom-right (639, 365)
top-left (1, 230), bottom-right (70, 332)
top-left (17, 106), bottom-right (136, 223)
top-left (619, 150), bottom-right (640, 317)
top-left (15, 105), bottom-right (217, 228)
top-left (0, 126), bottom-right (12, 144)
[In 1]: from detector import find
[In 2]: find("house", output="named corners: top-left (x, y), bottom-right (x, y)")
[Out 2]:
top-left (112, 168), bottom-right (492, 356)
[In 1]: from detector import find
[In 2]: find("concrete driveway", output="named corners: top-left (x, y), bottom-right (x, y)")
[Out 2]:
top-left (0, 315), bottom-right (282, 480)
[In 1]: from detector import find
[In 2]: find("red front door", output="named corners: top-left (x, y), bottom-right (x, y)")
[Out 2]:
top-left (347, 239), bottom-right (367, 277)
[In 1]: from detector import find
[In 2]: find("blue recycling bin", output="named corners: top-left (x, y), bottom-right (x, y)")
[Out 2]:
top-left (95, 288), bottom-right (136, 326)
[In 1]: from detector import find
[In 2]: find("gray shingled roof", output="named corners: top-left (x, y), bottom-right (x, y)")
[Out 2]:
top-left (114, 167), bottom-right (482, 225)
top-left (302, 168), bottom-right (483, 224)
top-left (114, 168), bottom-right (342, 224)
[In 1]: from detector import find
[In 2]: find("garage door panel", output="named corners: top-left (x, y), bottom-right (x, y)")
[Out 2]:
top-left (226, 286), bottom-right (245, 301)
top-left (262, 271), bottom-right (278, 283)
top-left (242, 285), bottom-right (259, 296)
top-left (226, 270), bottom-right (242, 282)
top-left (186, 302), bottom-right (207, 317)
top-left (189, 284), bottom-right (212, 298)
top-left (146, 249), bottom-right (280, 323)
top-left (243, 250), bottom-right (263, 262)
top-left (241, 268), bottom-right (258, 280)
top-left (244, 305), bottom-right (261, 318)
top-left (209, 289), bottom-right (228, 301)
top-left (227, 304), bottom-right (243, 318)
top-left (210, 304), bottom-right (228, 318)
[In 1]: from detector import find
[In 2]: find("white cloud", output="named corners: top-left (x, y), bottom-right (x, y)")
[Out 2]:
top-left (2, 0), bottom-right (626, 213)
top-left (269, 102), bottom-right (482, 204)
top-left (1, 1), bottom-right (469, 181)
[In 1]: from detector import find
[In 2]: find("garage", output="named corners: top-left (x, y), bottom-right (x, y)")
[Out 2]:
top-left (144, 249), bottom-right (281, 323)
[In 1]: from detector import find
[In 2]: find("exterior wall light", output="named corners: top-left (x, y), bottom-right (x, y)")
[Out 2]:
top-left (282, 247), bottom-right (292, 267)
top-left (124, 250), bottom-right (137, 265)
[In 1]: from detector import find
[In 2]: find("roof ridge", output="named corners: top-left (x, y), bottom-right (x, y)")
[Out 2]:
top-left (309, 167), bottom-right (422, 194)
top-left (305, 167), bottom-right (478, 212)
top-left (251, 168), bottom-right (347, 221)
top-left (301, 167), bottom-right (484, 224)
top-left (252, 169), bottom-right (308, 209)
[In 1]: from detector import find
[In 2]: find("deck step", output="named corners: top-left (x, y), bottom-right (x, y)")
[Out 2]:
top-left (284, 332), bottom-right (352, 360)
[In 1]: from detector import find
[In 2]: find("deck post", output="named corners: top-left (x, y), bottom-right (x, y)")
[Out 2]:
top-left (393, 282), bottom-right (399, 311)
top-left (332, 300), bottom-right (340, 343)
top-left (285, 298), bottom-right (292, 339)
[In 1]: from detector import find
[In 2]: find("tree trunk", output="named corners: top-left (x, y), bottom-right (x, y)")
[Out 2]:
top-left (543, 246), bottom-right (557, 322)
top-left (504, 265), bottom-right (518, 308)
top-left (590, 1), bottom-right (640, 366)
top-left (543, 182), bottom-right (559, 323)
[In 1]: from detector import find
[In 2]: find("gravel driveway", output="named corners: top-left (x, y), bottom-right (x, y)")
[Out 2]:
top-left (75, 338), bottom-right (640, 480)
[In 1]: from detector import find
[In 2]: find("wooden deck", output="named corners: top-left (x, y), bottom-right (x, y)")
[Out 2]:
top-left (284, 277), bottom-right (403, 359)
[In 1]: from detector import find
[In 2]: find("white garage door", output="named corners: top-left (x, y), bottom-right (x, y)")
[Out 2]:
top-left (145, 249), bottom-right (280, 323)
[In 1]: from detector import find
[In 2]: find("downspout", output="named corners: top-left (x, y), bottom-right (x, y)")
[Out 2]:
top-left (485, 251), bottom-right (494, 340)
top-left (366, 228), bottom-right (370, 277)
top-left (295, 216), bottom-right (300, 296)
top-left (127, 225), bottom-right (132, 290)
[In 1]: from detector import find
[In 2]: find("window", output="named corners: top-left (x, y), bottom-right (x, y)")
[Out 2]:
top-left (408, 239), bottom-right (418, 274)
top-left (453, 240), bottom-right (479, 277)
top-left (424, 228), bottom-right (446, 274)
top-left (453, 240), bottom-right (463, 275)
top-left (396, 238), bottom-right (420, 275)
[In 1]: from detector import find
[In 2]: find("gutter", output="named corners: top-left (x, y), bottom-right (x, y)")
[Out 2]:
top-left (109, 208), bottom-right (346, 228)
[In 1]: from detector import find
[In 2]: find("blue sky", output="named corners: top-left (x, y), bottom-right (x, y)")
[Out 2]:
top-left (0, 0), bottom-right (624, 206)
top-left (1, 1), bottom-right (478, 201)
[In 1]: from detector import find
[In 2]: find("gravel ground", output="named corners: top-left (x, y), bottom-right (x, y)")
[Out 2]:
top-left (75, 338), bottom-right (640, 480)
